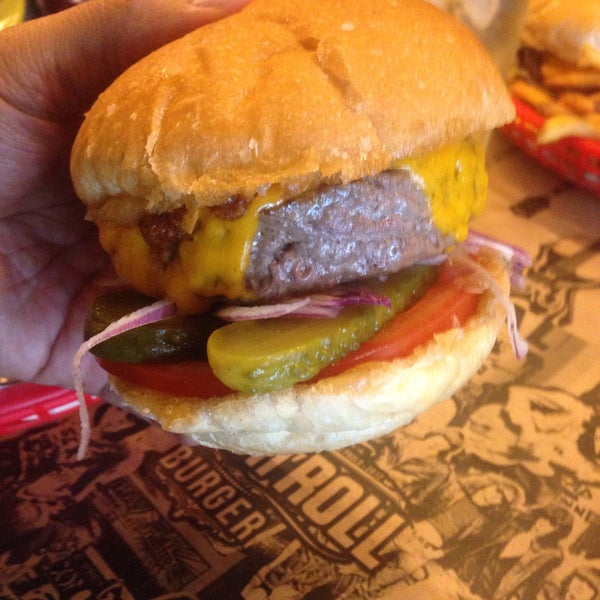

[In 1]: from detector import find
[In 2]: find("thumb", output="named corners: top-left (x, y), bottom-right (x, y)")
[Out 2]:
top-left (0, 0), bottom-right (251, 121)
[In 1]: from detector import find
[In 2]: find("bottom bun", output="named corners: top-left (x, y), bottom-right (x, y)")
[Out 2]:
top-left (108, 253), bottom-right (509, 455)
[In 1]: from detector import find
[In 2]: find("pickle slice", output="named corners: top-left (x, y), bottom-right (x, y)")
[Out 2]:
top-left (207, 265), bottom-right (437, 393)
top-left (86, 290), bottom-right (222, 363)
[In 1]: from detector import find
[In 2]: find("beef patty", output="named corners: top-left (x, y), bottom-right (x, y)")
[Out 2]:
top-left (245, 169), bottom-right (451, 298)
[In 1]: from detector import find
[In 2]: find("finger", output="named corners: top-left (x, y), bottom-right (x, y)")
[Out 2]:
top-left (0, 0), bottom-right (252, 121)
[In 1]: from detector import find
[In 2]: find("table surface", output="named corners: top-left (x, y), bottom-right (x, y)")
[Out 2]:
top-left (1, 133), bottom-right (599, 600)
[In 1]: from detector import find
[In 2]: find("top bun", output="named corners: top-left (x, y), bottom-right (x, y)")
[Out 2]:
top-left (71, 0), bottom-right (513, 221)
top-left (520, 0), bottom-right (600, 69)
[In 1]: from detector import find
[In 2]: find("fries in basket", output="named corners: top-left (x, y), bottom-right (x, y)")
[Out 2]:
top-left (509, 0), bottom-right (600, 144)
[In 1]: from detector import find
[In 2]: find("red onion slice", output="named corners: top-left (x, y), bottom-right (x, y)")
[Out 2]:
top-left (216, 288), bottom-right (391, 321)
top-left (73, 299), bottom-right (177, 459)
top-left (216, 297), bottom-right (311, 321)
top-left (451, 249), bottom-right (529, 360)
top-left (465, 230), bottom-right (532, 291)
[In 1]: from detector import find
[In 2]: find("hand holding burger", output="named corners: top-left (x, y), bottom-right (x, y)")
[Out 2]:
top-left (0, 0), bottom-right (251, 392)
top-left (71, 0), bottom-right (524, 455)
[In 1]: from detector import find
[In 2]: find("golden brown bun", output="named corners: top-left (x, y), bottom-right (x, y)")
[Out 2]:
top-left (71, 0), bottom-right (514, 224)
top-left (107, 252), bottom-right (509, 455)
top-left (521, 0), bottom-right (600, 68)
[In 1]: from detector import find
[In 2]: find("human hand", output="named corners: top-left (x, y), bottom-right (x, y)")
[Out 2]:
top-left (0, 0), bottom-right (251, 392)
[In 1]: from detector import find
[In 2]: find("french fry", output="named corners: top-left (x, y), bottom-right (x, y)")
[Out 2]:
top-left (541, 54), bottom-right (600, 89)
top-left (509, 79), bottom-right (570, 117)
top-left (584, 112), bottom-right (600, 133)
top-left (557, 91), bottom-right (598, 116)
top-left (537, 114), bottom-right (600, 143)
top-left (509, 63), bottom-right (600, 143)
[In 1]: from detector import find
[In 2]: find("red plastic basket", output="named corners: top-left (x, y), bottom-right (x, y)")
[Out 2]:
top-left (502, 96), bottom-right (600, 195)
top-left (0, 382), bottom-right (99, 436)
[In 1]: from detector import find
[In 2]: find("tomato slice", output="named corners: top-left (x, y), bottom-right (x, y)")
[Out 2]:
top-left (99, 265), bottom-right (481, 398)
top-left (313, 268), bottom-right (480, 380)
top-left (98, 358), bottom-right (233, 398)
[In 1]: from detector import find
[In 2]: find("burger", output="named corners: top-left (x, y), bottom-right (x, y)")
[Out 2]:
top-left (71, 0), bottom-right (522, 455)
top-left (509, 0), bottom-right (600, 143)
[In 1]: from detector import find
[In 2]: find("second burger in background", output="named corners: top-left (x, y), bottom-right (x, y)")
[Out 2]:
top-left (510, 0), bottom-right (600, 143)
top-left (71, 0), bottom-right (522, 455)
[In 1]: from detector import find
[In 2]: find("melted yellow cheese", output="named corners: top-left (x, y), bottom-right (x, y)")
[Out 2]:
top-left (394, 137), bottom-right (487, 242)
top-left (98, 189), bottom-right (282, 313)
top-left (178, 187), bottom-right (283, 304)
top-left (98, 138), bottom-right (487, 312)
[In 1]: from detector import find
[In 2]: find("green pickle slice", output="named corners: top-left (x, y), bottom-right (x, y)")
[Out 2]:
top-left (86, 290), bottom-right (222, 363)
top-left (207, 265), bottom-right (437, 394)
